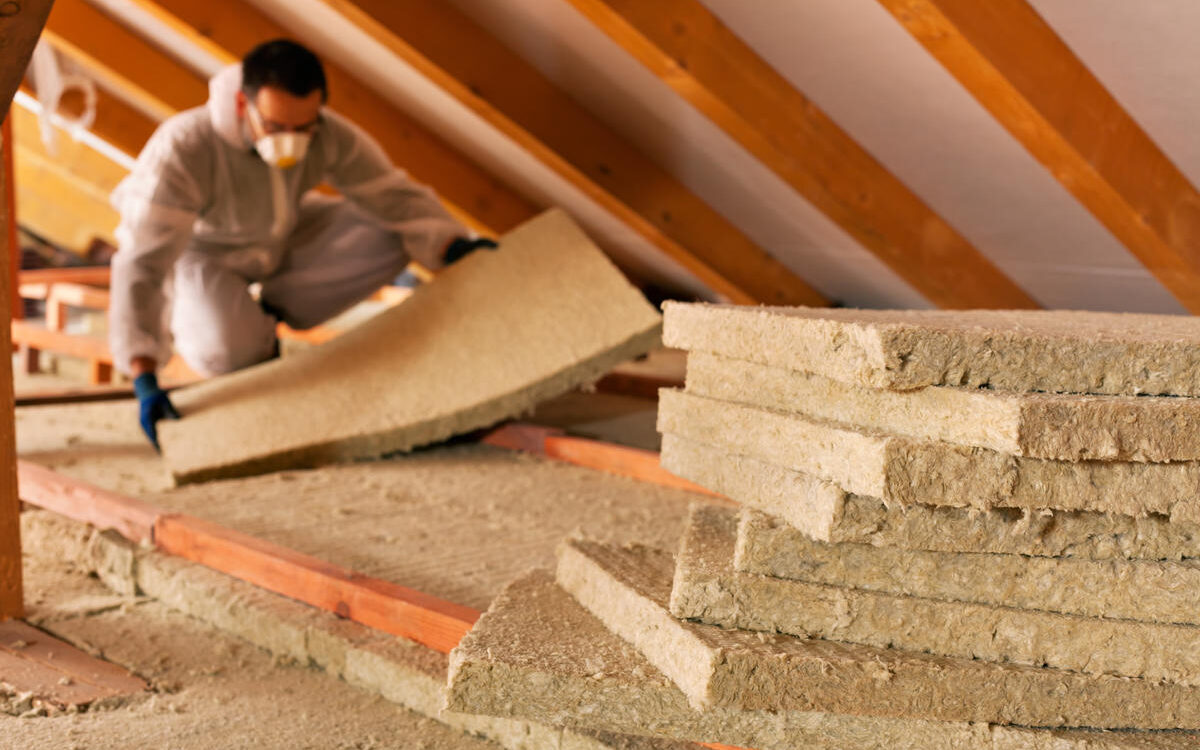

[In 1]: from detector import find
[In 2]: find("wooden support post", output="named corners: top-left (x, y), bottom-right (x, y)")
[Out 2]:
top-left (0, 126), bottom-right (17, 617)
top-left (3, 117), bottom-right (17, 322)
top-left (0, 0), bottom-right (46, 613)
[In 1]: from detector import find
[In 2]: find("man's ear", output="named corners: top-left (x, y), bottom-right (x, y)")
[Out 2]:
top-left (235, 90), bottom-right (247, 118)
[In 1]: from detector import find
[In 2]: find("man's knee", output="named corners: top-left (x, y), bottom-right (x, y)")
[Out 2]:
top-left (175, 329), bottom-right (277, 377)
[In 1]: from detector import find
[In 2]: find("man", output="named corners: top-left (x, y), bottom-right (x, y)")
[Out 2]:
top-left (110, 39), bottom-right (495, 450)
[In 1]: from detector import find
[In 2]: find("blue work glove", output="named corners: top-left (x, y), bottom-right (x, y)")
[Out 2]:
top-left (133, 373), bottom-right (180, 452)
top-left (443, 236), bottom-right (498, 266)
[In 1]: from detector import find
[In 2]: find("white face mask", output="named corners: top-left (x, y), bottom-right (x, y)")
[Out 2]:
top-left (247, 106), bottom-right (312, 169)
top-left (256, 131), bottom-right (311, 169)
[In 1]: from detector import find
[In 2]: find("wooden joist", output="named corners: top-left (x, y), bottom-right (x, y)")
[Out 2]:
top-left (17, 463), bottom-right (478, 655)
top-left (563, 0), bottom-right (1038, 310)
top-left (319, 0), bottom-right (827, 306)
top-left (17, 460), bottom-right (158, 544)
top-left (877, 0), bottom-right (1200, 314)
top-left (155, 514), bottom-right (479, 654)
top-left (481, 422), bottom-right (726, 499)
top-left (18, 267), bottom-right (111, 286)
top-left (42, 0), bottom-right (209, 120)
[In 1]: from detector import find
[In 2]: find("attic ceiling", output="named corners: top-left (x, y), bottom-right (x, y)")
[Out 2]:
top-left (14, 0), bottom-right (1200, 314)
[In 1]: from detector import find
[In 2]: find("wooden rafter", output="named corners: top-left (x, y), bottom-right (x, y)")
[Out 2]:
top-left (11, 103), bottom-right (127, 196)
top-left (18, 82), bottom-right (157, 160)
top-left (42, 0), bottom-right (208, 120)
top-left (877, 0), bottom-right (1200, 314)
top-left (563, 0), bottom-right (1039, 310)
top-left (12, 135), bottom-right (120, 250)
top-left (0, 0), bottom-right (54, 621)
top-left (124, 0), bottom-right (539, 236)
top-left (317, 0), bottom-right (827, 306)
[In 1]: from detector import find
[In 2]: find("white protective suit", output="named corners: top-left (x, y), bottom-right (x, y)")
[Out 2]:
top-left (110, 64), bottom-right (467, 376)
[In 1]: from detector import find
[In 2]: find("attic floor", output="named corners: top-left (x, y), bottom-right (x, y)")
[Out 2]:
top-left (3, 519), bottom-right (503, 750)
top-left (8, 386), bottom-right (709, 746)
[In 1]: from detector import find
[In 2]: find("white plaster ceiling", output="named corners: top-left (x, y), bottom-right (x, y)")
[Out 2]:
top-left (77, 0), bottom-right (1200, 313)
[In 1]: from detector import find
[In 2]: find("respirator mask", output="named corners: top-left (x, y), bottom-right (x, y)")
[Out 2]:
top-left (247, 105), bottom-right (312, 169)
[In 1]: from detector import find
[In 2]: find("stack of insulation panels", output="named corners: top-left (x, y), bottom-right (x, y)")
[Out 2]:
top-left (445, 303), bottom-right (1200, 749)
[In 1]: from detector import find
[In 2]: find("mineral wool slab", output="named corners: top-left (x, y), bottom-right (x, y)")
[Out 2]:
top-left (670, 505), bottom-right (1200, 686)
top-left (159, 209), bottom-right (663, 484)
top-left (554, 537), bottom-right (1200, 728)
top-left (685, 351), bottom-right (1200, 461)
top-left (658, 390), bottom-right (1200, 523)
top-left (735, 507), bottom-right (1200, 625)
top-left (445, 571), bottom-right (1200, 749)
top-left (660, 434), bottom-right (1200, 560)
top-left (663, 301), bottom-right (1200, 396)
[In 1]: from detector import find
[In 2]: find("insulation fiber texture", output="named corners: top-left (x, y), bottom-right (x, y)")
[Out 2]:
top-left (159, 209), bottom-right (662, 484)
top-left (685, 351), bottom-right (1200, 462)
top-left (661, 434), bottom-right (1200, 560)
top-left (549, 530), bottom-right (1200, 728)
top-left (658, 390), bottom-right (1200, 523)
top-left (445, 572), bottom-right (1200, 749)
top-left (663, 302), bottom-right (1200, 396)
top-left (672, 505), bottom-right (1200, 687)
top-left (736, 507), bottom-right (1200, 624)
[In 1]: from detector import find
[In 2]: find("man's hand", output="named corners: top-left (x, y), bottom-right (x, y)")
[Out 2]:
top-left (443, 236), bottom-right (498, 266)
top-left (133, 373), bottom-right (180, 452)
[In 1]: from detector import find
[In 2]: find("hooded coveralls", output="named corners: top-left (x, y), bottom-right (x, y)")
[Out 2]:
top-left (109, 64), bottom-right (467, 377)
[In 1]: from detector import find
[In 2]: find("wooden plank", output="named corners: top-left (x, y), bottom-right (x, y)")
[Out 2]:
top-left (17, 460), bottom-right (159, 544)
top-left (564, 0), bottom-right (1038, 310)
top-left (0, 106), bottom-right (21, 620)
top-left (43, 0), bottom-right (209, 120)
top-left (0, 620), bottom-right (147, 706)
top-left (46, 282), bottom-right (110, 313)
top-left (319, 0), bottom-right (827, 307)
top-left (154, 513), bottom-right (480, 654)
top-left (15, 385), bottom-right (135, 407)
top-left (130, 0), bottom-right (538, 236)
top-left (877, 0), bottom-right (1200, 313)
top-left (11, 321), bottom-right (111, 362)
top-left (18, 267), bottom-right (111, 287)
top-left (482, 422), bottom-right (728, 499)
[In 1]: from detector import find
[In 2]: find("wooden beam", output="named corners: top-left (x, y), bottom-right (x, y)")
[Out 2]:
top-left (877, 0), bottom-right (1200, 313)
top-left (127, 0), bottom-right (539, 236)
top-left (0, 0), bottom-right (54, 123)
top-left (10, 102), bottom-right (128, 195)
top-left (42, 0), bottom-right (209, 120)
top-left (317, 0), bottom-right (827, 306)
top-left (0, 0), bottom-right (40, 612)
top-left (563, 0), bottom-right (1039, 310)
top-left (17, 462), bottom-right (477, 654)
top-left (481, 423), bottom-right (729, 499)
top-left (14, 385), bottom-right (135, 407)
top-left (20, 81), bottom-right (158, 160)
top-left (16, 460), bottom-right (158, 544)
top-left (18, 266), bottom-right (110, 287)
top-left (13, 139), bottom-right (120, 250)
top-left (155, 514), bottom-right (479, 654)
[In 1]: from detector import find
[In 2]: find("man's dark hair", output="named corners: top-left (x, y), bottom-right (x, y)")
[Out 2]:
top-left (242, 39), bottom-right (328, 102)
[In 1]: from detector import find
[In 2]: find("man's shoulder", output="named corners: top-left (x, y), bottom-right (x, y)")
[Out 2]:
top-left (151, 107), bottom-right (218, 156)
